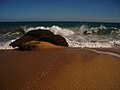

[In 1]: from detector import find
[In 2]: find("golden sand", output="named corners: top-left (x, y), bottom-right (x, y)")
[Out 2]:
top-left (36, 41), bottom-right (64, 49)
top-left (25, 41), bottom-right (64, 50)
top-left (0, 43), bottom-right (120, 90)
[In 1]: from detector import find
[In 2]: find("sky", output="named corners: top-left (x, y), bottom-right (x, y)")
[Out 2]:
top-left (0, 0), bottom-right (120, 22)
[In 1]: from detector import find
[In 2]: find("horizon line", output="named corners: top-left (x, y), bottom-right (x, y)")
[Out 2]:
top-left (0, 20), bottom-right (120, 23)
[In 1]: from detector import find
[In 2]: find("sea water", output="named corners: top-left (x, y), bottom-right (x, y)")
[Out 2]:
top-left (0, 21), bottom-right (120, 49)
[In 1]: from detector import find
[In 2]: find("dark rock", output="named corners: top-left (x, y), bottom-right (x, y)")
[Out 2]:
top-left (54, 35), bottom-right (69, 46)
top-left (10, 29), bottom-right (68, 50)
top-left (17, 41), bottom-right (39, 51)
top-left (10, 35), bottom-right (36, 48)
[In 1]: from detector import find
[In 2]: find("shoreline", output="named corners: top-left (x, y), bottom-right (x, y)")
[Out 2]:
top-left (1, 47), bottom-right (120, 54)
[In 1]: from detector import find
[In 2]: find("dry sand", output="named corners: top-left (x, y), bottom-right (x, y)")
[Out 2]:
top-left (0, 42), bottom-right (120, 90)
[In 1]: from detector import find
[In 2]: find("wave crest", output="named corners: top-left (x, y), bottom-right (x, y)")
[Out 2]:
top-left (0, 25), bottom-right (120, 49)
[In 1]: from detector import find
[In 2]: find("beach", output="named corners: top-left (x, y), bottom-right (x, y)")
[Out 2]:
top-left (1, 0), bottom-right (120, 89)
top-left (0, 44), bottom-right (120, 90)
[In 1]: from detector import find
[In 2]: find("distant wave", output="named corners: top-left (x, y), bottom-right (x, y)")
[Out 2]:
top-left (0, 25), bottom-right (120, 50)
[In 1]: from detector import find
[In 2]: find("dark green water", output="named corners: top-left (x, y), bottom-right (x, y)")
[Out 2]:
top-left (0, 21), bottom-right (120, 30)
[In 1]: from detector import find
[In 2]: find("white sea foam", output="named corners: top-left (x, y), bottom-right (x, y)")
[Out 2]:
top-left (86, 48), bottom-right (120, 58)
top-left (24, 25), bottom-right (74, 36)
top-left (0, 39), bottom-right (16, 50)
top-left (0, 36), bottom-right (20, 50)
top-left (0, 25), bottom-right (120, 50)
top-left (23, 25), bottom-right (120, 48)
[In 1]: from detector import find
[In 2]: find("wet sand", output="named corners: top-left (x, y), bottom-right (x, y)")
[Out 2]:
top-left (91, 48), bottom-right (120, 55)
top-left (0, 45), bottom-right (120, 90)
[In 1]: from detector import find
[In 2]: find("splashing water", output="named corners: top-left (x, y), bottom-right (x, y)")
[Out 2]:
top-left (0, 24), bottom-right (120, 49)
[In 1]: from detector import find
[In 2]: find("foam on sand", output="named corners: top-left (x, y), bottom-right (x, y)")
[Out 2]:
top-left (85, 48), bottom-right (120, 58)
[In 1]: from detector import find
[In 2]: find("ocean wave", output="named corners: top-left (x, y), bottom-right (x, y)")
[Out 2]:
top-left (0, 39), bottom-right (17, 50)
top-left (0, 32), bottom-right (21, 50)
top-left (0, 28), bottom-right (25, 35)
top-left (0, 25), bottom-right (120, 49)
top-left (23, 25), bottom-right (74, 36)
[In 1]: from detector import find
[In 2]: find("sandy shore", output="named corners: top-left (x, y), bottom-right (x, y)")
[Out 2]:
top-left (91, 48), bottom-right (120, 55)
top-left (0, 46), bottom-right (120, 90)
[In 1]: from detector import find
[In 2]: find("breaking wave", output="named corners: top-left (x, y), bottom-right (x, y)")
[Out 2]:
top-left (0, 25), bottom-right (120, 49)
